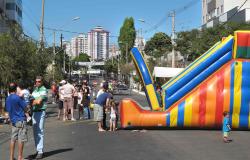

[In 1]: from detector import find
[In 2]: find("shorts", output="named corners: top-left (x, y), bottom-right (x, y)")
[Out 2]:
top-left (11, 121), bottom-right (28, 142)
top-left (223, 132), bottom-right (229, 138)
top-left (64, 97), bottom-right (73, 111)
top-left (58, 100), bottom-right (63, 109)
top-left (93, 104), bottom-right (103, 122)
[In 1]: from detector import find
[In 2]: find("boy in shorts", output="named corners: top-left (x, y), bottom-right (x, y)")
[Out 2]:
top-left (6, 83), bottom-right (30, 160)
top-left (222, 111), bottom-right (231, 143)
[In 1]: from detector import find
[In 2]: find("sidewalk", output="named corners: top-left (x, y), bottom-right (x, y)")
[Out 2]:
top-left (132, 89), bottom-right (145, 96)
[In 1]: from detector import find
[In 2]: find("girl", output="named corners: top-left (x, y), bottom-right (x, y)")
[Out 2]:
top-left (109, 100), bottom-right (117, 131)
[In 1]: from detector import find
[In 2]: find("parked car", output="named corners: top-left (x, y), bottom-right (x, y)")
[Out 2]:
top-left (113, 84), bottom-right (131, 95)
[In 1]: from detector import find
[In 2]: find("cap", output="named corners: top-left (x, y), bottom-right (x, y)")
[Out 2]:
top-left (60, 80), bottom-right (66, 84)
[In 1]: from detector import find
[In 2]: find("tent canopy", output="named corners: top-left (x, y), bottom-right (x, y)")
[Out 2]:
top-left (153, 67), bottom-right (184, 78)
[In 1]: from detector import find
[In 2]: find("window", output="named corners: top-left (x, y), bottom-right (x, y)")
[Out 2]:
top-left (217, 7), bottom-right (219, 15)
top-left (221, 5), bottom-right (224, 14)
top-left (17, 7), bottom-right (22, 17)
top-left (6, 3), bottom-right (15, 10)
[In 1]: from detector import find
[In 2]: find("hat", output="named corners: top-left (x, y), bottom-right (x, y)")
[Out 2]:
top-left (60, 80), bottom-right (66, 84)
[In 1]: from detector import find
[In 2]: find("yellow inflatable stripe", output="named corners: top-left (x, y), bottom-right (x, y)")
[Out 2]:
top-left (232, 62), bottom-right (242, 128)
top-left (248, 111), bottom-right (250, 128)
top-left (184, 96), bottom-right (193, 127)
top-left (170, 107), bottom-right (178, 127)
top-left (164, 35), bottom-right (233, 89)
top-left (233, 31), bottom-right (237, 58)
top-left (146, 84), bottom-right (160, 110)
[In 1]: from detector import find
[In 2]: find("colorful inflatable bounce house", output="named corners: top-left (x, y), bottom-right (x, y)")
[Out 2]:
top-left (120, 31), bottom-right (250, 129)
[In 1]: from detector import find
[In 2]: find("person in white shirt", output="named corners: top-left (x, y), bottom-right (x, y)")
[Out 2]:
top-left (61, 80), bottom-right (76, 121)
top-left (58, 81), bottom-right (65, 120)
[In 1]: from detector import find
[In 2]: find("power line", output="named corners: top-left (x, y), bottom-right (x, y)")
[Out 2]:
top-left (143, 0), bottom-right (200, 34)
top-left (221, 0), bottom-right (248, 26)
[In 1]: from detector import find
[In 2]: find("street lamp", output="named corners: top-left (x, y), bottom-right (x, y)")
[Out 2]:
top-left (61, 17), bottom-right (80, 74)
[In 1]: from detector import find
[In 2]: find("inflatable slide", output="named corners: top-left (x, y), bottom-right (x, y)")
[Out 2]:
top-left (120, 30), bottom-right (250, 129)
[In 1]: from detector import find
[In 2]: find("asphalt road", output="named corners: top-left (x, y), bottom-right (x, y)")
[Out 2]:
top-left (1, 91), bottom-right (250, 160)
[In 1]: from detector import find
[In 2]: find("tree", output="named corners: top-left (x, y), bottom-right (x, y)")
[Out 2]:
top-left (144, 32), bottom-right (172, 58)
top-left (103, 59), bottom-right (117, 76)
top-left (0, 26), bottom-right (51, 87)
top-left (175, 22), bottom-right (250, 61)
top-left (118, 17), bottom-right (136, 64)
top-left (71, 53), bottom-right (90, 71)
top-left (175, 29), bottom-right (200, 61)
top-left (73, 53), bottom-right (90, 62)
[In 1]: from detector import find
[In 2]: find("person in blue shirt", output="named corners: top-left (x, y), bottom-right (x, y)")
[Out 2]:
top-left (94, 83), bottom-right (111, 132)
top-left (5, 82), bottom-right (29, 160)
top-left (222, 111), bottom-right (231, 143)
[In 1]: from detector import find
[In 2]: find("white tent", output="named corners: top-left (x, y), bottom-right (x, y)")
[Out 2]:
top-left (153, 67), bottom-right (184, 78)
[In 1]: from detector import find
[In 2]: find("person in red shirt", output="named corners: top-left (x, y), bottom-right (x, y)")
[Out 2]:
top-left (51, 82), bottom-right (58, 104)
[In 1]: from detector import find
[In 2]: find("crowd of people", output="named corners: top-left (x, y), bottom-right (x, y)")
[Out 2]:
top-left (3, 76), bottom-right (233, 159)
top-left (51, 79), bottom-right (118, 132)
top-left (5, 76), bottom-right (118, 160)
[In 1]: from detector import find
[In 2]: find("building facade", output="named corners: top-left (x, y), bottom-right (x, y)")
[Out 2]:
top-left (0, 0), bottom-right (22, 33)
top-left (88, 26), bottom-right (109, 61)
top-left (109, 44), bottom-right (120, 59)
top-left (202, 0), bottom-right (250, 28)
top-left (134, 36), bottom-right (145, 51)
top-left (69, 34), bottom-right (88, 57)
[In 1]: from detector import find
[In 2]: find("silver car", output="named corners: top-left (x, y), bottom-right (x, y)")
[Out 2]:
top-left (113, 84), bottom-right (131, 95)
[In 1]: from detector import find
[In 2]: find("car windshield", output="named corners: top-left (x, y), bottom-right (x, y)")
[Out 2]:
top-left (117, 84), bottom-right (128, 89)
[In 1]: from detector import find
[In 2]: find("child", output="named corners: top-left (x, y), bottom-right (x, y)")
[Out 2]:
top-left (156, 85), bottom-right (162, 108)
top-left (109, 100), bottom-right (117, 131)
top-left (222, 111), bottom-right (231, 143)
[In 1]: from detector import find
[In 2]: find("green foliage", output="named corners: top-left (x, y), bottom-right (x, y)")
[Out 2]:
top-left (175, 22), bottom-right (250, 61)
top-left (71, 53), bottom-right (90, 71)
top-left (0, 31), bottom-right (51, 87)
top-left (118, 17), bottom-right (136, 63)
top-left (144, 32), bottom-right (172, 58)
top-left (103, 59), bottom-right (117, 75)
top-left (147, 57), bottom-right (157, 74)
top-left (73, 53), bottom-right (90, 62)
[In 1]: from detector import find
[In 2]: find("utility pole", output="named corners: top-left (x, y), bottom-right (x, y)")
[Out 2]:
top-left (39, 0), bottom-right (45, 51)
top-left (63, 50), bottom-right (66, 74)
top-left (126, 43), bottom-right (128, 64)
top-left (53, 31), bottom-right (56, 81)
top-left (60, 34), bottom-right (63, 48)
top-left (169, 11), bottom-right (176, 68)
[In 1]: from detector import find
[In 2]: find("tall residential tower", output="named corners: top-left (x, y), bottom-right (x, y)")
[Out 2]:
top-left (88, 26), bottom-right (109, 61)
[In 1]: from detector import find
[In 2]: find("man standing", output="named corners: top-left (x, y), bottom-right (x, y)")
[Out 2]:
top-left (94, 83), bottom-right (111, 132)
top-left (62, 80), bottom-right (75, 121)
top-left (31, 76), bottom-right (48, 159)
top-left (6, 83), bottom-right (29, 160)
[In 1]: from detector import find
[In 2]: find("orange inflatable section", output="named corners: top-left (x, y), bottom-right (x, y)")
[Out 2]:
top-left (120, 99), bottom-right (166, 128)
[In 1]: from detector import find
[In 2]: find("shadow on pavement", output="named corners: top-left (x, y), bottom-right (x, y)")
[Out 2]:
top-left (26, 148), bottom-right (73, 159)
top-left (43, 148), bottom-right (73, 158)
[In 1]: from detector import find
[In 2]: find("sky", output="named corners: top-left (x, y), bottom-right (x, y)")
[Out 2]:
top-left (22, 0), bottom-right (202, 47)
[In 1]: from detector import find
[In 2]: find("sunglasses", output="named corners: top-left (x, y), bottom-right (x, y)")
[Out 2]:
top-left (36, 80), bottom-right (41, 83)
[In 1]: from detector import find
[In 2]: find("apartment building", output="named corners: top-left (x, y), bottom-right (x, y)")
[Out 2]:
top-left (88, 26), bottom-right (109, 61)
top-left (0, 0), bottom-right (22, 33)
top-left (202, 0), bottom-right (250, 28)
top-left (70, 34), bottom-right (88, 57)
